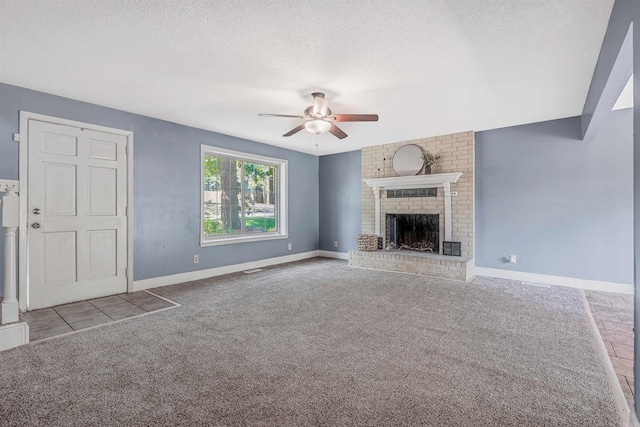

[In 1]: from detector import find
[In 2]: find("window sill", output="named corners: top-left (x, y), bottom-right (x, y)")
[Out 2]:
top-left (200, 233), bottom-right (289, 247)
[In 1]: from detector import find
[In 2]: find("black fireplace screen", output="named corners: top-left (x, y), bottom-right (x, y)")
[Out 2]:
top-left (386, 214), bottom-right (439, 252)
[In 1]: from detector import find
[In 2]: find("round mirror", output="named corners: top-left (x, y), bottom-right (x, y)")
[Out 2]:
top-left (392, 144), bottom-right (424, 176)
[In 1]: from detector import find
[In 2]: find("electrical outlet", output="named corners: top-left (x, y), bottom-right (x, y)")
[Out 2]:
top-left (450, 191), bottom-right (458, 196)
top-left (287, 243), bottom-right (292, 250)
top-left (193, 255), bottom-right (199, 264)
top-left (334, 241), bottom-right (338, 248)
top-left (508, 255), bottom-right (516, 264)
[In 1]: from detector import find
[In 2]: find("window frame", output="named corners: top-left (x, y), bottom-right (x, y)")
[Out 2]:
top-left (200, 144), bottom-right (288, 247)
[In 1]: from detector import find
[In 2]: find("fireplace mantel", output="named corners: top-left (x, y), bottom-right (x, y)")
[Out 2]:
top-left (363, 172), bottom-right (464, 243)
top-left (363, 172), bottom-right (463, 191)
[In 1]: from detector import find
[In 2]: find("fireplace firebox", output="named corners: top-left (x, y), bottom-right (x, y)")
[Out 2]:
top-left (386, 214), bottom-right (439, 253)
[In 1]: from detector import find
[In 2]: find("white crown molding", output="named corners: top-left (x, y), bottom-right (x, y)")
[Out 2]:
top-left (473, 266), bottom-right (633, 294)
top-left (363, 172), bottom-right (463, 190)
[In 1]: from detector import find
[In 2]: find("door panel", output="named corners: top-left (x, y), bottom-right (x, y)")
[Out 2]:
top-left (42, 132), bottom-right (78, 156)
top-left (43, 232), bottom-right (77, 285)
top-left (88, 139), bottom-right (118, 160)
top-left (88, 230), bottom-right (117, 279)
top-left (88, 167), bottom-right (117, 215)
top-left (43, 163), bottom-right (77, 215)
top-left (28, 119), bottom-right (128, 309)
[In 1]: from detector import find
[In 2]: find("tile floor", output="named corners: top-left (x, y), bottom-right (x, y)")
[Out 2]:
top-left (24, 291), bottom-right (176, 341)
top-left (585, 290), bottom-right (634, 410)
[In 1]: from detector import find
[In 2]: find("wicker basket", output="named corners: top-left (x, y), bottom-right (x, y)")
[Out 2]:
top-left (356, 234), bottom-right (378, 251)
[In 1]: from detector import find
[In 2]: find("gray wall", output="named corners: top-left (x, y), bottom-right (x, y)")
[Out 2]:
top-left (577, 0), bottom-right (639, 411)
top-left (0, 83), bottom-right (319, 291)
top-left (315, 110), bottom-right (634, 284)
top-left (475, 109), bottom-right (633, 285)
top-left (318, 151), bottom-right (361, 252)
top-left (314, 111), bottom-right (634, 285)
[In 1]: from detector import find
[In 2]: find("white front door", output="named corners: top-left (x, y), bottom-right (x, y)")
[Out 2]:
top-left (27, 119), bottom-right (128, 309)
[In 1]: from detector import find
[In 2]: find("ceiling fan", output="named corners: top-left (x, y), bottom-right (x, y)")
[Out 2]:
top-left (259, 92), bottom-right (379, 139)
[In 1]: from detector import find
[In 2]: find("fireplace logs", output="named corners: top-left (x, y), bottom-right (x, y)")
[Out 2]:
top-left (386, 214), bottom-right (439, 254)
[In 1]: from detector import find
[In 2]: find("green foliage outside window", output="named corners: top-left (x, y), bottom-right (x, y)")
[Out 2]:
top-left (203, 154), bottom-right (277, 237)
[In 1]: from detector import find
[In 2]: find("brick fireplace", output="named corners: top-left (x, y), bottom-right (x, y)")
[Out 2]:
top-left (348, 131), bottom-right (475, 281)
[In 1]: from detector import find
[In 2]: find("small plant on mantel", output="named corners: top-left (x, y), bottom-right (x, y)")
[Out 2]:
top-left (421, 151), bottom-right (441, 174)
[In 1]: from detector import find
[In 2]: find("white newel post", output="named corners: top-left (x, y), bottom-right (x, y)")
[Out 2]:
top-left (372, 187), bottom-right (381, 236)
top-left (443, 182), bottom-right (452, 241)
top-left (1, 183), bottom-right (20, 325)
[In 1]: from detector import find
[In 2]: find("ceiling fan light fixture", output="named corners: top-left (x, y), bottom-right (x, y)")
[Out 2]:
top-left (259, 92), bottom-right (378, 140)
top-left (312, 97), bottom-right (329, 117)
top-left (305, 119), bottom-right (331, 135)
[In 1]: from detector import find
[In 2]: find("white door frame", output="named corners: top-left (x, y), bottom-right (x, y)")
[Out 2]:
top-left (18, 111), bottom-right (134, 311)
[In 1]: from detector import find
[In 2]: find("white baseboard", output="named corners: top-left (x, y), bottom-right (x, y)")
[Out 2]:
top-left (474, 267), bottom-right (633, 295)
top-left (133, 251), bottom-right (322, 291)
top-left (317, 250), bottom-right (349, 260)
top-left (0, 321), bottom-right (29, 352)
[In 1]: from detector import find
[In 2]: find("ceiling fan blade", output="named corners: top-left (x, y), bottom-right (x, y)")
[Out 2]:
top-left (283, 124), bottom-right (306, 137)
top-left (330, 114), bottom-right (379, 122)
top-left (329, 123), bottom-right (348, 139)
top-left (259, 114), bottom-right (305, 119)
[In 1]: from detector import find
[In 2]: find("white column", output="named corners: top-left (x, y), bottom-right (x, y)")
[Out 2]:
top-left (443, 182), bottom-right (452, 241)
top-left (372, 187), bottom-right (381, 236)
top-left (2, 188), bottom-right (19, 324)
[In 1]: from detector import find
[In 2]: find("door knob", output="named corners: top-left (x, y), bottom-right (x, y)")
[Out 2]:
top-left (31, 222), bottom-right (40, 229)
top-left (32, 208), bottom-right (41, 214)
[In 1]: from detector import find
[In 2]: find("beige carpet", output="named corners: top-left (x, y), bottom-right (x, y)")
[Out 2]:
top-left (0, 258), bottom-right (619, 426)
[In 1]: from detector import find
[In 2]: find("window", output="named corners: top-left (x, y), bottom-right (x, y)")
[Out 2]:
top-left (201, 145), bottom-right (287, 246)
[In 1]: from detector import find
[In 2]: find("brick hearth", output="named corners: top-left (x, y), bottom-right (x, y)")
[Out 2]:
top-left (348, 250), bottom-right (474, 281)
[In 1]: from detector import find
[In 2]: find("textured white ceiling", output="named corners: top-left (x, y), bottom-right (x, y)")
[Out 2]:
top-left (0, 0), bottom-right (613, 155)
